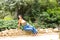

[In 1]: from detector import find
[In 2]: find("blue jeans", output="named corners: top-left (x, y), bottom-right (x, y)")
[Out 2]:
top-left (23, 23), bottom-right (37, 34)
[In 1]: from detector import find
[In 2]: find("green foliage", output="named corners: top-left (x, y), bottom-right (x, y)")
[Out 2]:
top-left (0, 0), bottom-right (60, 29)
top-left (0, 19), bottom-right (4, 28)
top-left (0, 20), bottom-right (18, 31)
top-left (4, 15), bottom-right (13, 21)
top-left (3, 20), bottom-right (18, 29)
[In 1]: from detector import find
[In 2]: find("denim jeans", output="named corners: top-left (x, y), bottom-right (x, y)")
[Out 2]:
top-left (23, 23), bottom-right (37, 34)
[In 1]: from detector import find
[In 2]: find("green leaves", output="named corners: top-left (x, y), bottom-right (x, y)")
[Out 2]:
top-left (4, 15), bottom-right (13, 21)
top-left (0, 0), bottom-right (60, 29)
top-left (38, 0), bottom-right (48, 6)
top-left (0, 20), bottom-right (18, 30)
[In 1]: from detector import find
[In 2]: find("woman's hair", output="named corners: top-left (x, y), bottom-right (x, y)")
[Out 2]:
top-left (19, 15), bottom-right (22, 17)
top-left (17, 15), bottom-right (26, 20)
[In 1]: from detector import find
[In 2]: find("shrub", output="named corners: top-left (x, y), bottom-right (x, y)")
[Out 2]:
top-left (0, 20), bottom-right (18, 31)
top-left (4, 15), bottom-right (13, 21)
top-left (0, 0), bottom-right (60, 29)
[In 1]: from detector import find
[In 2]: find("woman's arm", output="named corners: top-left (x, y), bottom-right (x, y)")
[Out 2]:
top-left (18, 19), bottom-right (21, 29)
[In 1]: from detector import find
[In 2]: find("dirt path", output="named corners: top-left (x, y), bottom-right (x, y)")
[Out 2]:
top-left (0, 33), bottom-right (59, 40)
top-left (0, 28), bottom-right (59, 40)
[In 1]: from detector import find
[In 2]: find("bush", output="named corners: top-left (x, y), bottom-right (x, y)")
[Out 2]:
top-left (4, 15), bottom-right (13, 21)
top-left (0, 0), bottom-right (60, 29)
top-left (0, 20), bottom-right (18, 31)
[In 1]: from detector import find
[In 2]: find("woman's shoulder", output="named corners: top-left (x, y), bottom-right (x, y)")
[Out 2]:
top-left (22, 19), bottom-right (26, 22)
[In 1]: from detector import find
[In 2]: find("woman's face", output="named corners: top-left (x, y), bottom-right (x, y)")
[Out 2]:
top-left (18, 15), bottom-right (22, 19)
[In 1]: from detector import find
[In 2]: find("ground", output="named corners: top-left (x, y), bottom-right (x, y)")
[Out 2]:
top-left (0, 28), bottom-right (59, 40)
top-left (0, 33), bottom-right (59, 40)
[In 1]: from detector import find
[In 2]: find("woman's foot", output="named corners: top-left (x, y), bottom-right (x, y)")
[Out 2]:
top-left (32, 33), bottom-right (38, 36)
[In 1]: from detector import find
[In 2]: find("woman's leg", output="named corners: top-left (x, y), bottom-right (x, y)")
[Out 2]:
top-left (32, 27), bottom-right (37, 34)
top-left (24, 27), bottom-right (33, 31)
top-left (24, 26), bottom-right (37, 34)
top-left (23, 24), bottom-right (33, 31)
top-left (23, 23), bottom-right (37, 34)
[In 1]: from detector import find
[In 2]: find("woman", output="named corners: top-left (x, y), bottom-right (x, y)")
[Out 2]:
top-left (18, 15), bottom-right (37, 35)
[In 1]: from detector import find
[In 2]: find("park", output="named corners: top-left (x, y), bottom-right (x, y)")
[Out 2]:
top-left (0, 0), bottom-right (60, 40)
